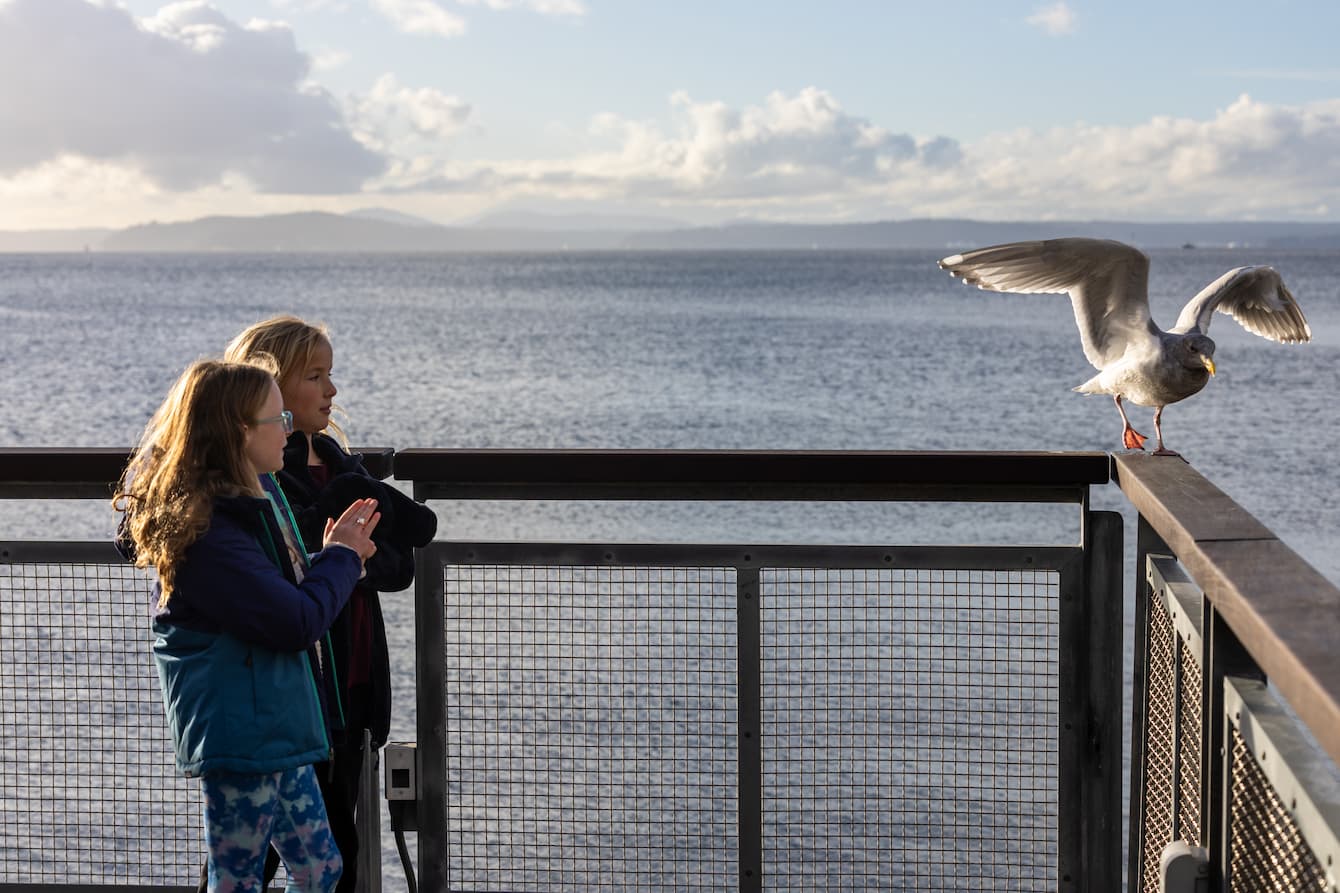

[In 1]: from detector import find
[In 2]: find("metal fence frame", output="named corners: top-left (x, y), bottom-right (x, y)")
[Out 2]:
top-left (1119, 453), bottom-right (1340, 892)
top-left (20, 448), bottom-right (1340, 889)
top-left (398, 449), bottom-right (1123, 892)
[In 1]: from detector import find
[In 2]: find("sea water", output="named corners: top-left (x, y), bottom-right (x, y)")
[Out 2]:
top-left (1, 248), bottom-right (1337, 889)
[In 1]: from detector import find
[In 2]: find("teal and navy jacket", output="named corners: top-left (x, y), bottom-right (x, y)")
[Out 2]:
top-left (147, 476), bottom-right (363, 778)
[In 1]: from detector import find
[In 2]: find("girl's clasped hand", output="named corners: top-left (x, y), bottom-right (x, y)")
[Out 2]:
top-left (324, 498), bottom-right (380, 561)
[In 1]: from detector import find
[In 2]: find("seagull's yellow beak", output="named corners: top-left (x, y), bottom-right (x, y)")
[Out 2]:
top-left (1202, 356), bottom-right (1217, 376)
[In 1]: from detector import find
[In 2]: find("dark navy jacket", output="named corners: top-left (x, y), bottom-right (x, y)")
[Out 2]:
top-left (148, 476), bottom-right (363, 777)
top-left (276, 432), bottom-right (437, 748)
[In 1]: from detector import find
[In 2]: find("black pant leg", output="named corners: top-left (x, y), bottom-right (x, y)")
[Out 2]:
top-left (324, 744), bottom-right (367, 893)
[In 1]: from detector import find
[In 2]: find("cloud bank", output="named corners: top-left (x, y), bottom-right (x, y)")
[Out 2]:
top-left (0, 0), bottom-right (385, 193)
top-left (3, 2), bottom-right (1340, 226)
top-left (373, 89), bottom-right (1340, 223)
top-left (375, 87), bottom-right (962, 216)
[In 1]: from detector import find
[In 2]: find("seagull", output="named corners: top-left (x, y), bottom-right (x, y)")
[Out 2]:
top-left (938, 238), bottom-right (1311, 455)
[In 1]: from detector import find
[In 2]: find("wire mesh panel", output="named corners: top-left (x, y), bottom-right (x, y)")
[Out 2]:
top-left (1176, 635), bottom-right (1203, 848)
top-left (440, 563), bottom-right (740, 892)
top-left (1228, 727), bottom-right (1329, 892)
top-left (1140, 597), bottom-right (1178, 893)
top-left (1137, 570), bottom-right (1208, 893)
top-left (0, 554), bottom-right (204, 886)
top-left (760, 568), bottom-right (1060, 892)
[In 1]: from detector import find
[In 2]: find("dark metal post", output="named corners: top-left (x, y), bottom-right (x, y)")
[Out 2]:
top-left (1064, 509), bottom-right (1124, 892)
top-left (737, 566), bottom-right (763, 893)
top-left (414, 519), bottom-right (449, 890)
top-left (357, 728), bottom-right (381, 893)
top-left (1204, 603), bottom-right (1263, 890)
top-left (1128, 514), bottom-right (1168, 891)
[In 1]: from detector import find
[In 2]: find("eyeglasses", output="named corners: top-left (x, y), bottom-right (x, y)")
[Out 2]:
top-left (254, 410), bottom-right (294, 435)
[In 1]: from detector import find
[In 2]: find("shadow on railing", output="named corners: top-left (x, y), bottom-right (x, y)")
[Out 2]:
top-left (0, 448), bottom-right (1337, 892)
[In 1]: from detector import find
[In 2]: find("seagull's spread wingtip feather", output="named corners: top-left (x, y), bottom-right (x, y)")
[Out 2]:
top-left (940, 255), bottom-right (963, 267)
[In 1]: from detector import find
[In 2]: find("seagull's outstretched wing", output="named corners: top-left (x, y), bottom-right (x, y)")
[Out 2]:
top-left (939, 238), bottom-right (1160, 369)
top-left (1171, 266), bottom-right (1312, 343)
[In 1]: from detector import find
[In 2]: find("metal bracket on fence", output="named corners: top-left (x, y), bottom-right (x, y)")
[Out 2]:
top-left (1148, 555), bottom-right (1204, 663)
top-left (1159, 841), bottom-right (1209, 892)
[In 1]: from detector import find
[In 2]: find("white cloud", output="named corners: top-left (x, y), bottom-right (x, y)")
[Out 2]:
top-left (888, 94), bottom-right (1340, 221)
top-left (0, 0), bottom-right (385, 193)
top-left (271, 0), bottom-right (351, 10)
top-left (347, 74), bottom-right (472, 150)
top-left (310, 47), bottom-right (352, 71)
top-left (366, 90), bottom-right (1340, 225)
top-left (457, 0), bottom-right (588, 15)
top-left (370, 0), bottom-right (467, 37)
top-left (1027, 2), bottom-right (1076, 36)
top-left (378, 88), bottom-right (957, 209)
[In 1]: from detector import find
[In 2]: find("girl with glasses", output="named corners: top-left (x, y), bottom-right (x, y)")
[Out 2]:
top-left (224, 316), bottom-right (438, 892)
top-left (115, 360), bottom-right (381, 892)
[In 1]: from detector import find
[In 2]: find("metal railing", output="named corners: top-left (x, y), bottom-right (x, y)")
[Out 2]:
top-left (1118, 453), bottom-right (1340, 892)
top-left (4, 448), bottom-right (1339, 891)
top-left (396, 448), bottom-right (1122, 892)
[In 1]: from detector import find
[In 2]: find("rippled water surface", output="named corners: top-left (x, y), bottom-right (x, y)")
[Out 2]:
top-left (2, 248), bottom-right (1337, 888)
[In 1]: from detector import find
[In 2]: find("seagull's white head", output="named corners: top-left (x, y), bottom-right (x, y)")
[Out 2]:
top-left (1181, 334), bottom-right (1217, 376)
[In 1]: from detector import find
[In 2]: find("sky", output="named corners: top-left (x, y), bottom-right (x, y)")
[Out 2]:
top-left (3, 0), bottom-right (1340, 230)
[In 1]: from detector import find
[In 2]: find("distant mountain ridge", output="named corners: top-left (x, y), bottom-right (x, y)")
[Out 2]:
top-left (464, 209), bottom-right (689, 231)
top-left (4, 210), bottom-right (1340, 252)
top-left (344, 207), bottom-right (441, 227)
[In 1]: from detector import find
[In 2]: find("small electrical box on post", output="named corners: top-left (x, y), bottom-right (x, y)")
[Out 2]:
top-left (384, 741), bottom-right (416, 801)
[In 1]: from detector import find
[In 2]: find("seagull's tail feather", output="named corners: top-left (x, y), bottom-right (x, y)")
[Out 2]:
top-left (1073, 373), bottom-right (1107, 395)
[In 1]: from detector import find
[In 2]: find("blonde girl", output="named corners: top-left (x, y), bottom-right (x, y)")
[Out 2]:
top-left (224, 317), bottom-right (436, 891)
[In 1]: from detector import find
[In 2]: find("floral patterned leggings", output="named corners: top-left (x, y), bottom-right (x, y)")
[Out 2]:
top-left (200, 764), bottom-right (343, 893)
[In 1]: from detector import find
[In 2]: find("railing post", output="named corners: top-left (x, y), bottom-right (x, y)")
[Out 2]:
top-left (1204, 603), bottom-right (1264, 889)
top-left (1065, 508), bottom-right (1123, 892)
top-left (1130, 513), bottom-right (1170, 892)
top-left (737, 565), bottom-right (763, 893)
top-left (355, 728), bottom-right (382, 893)
top-left (414, 518), bottom-right (449, 890)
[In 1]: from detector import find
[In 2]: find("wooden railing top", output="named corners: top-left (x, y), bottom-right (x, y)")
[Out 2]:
top-left (1114, 453), bottom-right (1340, 769)
top-left (394, 449), bottom-right (1111, 502)
top-left (0, 447), bottom-right (395, 498)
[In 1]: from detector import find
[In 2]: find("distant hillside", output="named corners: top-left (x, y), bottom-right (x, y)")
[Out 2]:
top-left (8, 212), bottom-right (1340, 252)
top-left (344, 207), bottom-right (442, 227)
top-left (99, 212), bottom-right (632, 252)
top-left (465, 209), bottom-right (690, 231)
top-left (621, 219), bottom-right (1340, 251)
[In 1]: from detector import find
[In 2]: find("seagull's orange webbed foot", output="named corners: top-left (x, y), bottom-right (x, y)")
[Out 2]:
top-left (1122, 426), bottom-right (1147, 450)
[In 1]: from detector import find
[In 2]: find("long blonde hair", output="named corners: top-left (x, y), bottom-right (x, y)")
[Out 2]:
top-left (114, 360), bottom-right (276, 604)
top-left (224, 315), bottom-right (345, 442)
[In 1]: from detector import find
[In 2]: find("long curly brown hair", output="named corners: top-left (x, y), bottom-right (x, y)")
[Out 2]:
top-left (114, 360), bottom-right (275, 605)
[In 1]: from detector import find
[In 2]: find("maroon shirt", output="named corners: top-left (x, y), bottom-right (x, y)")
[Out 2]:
top-left (308, 463), bottom-right (374, 688)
